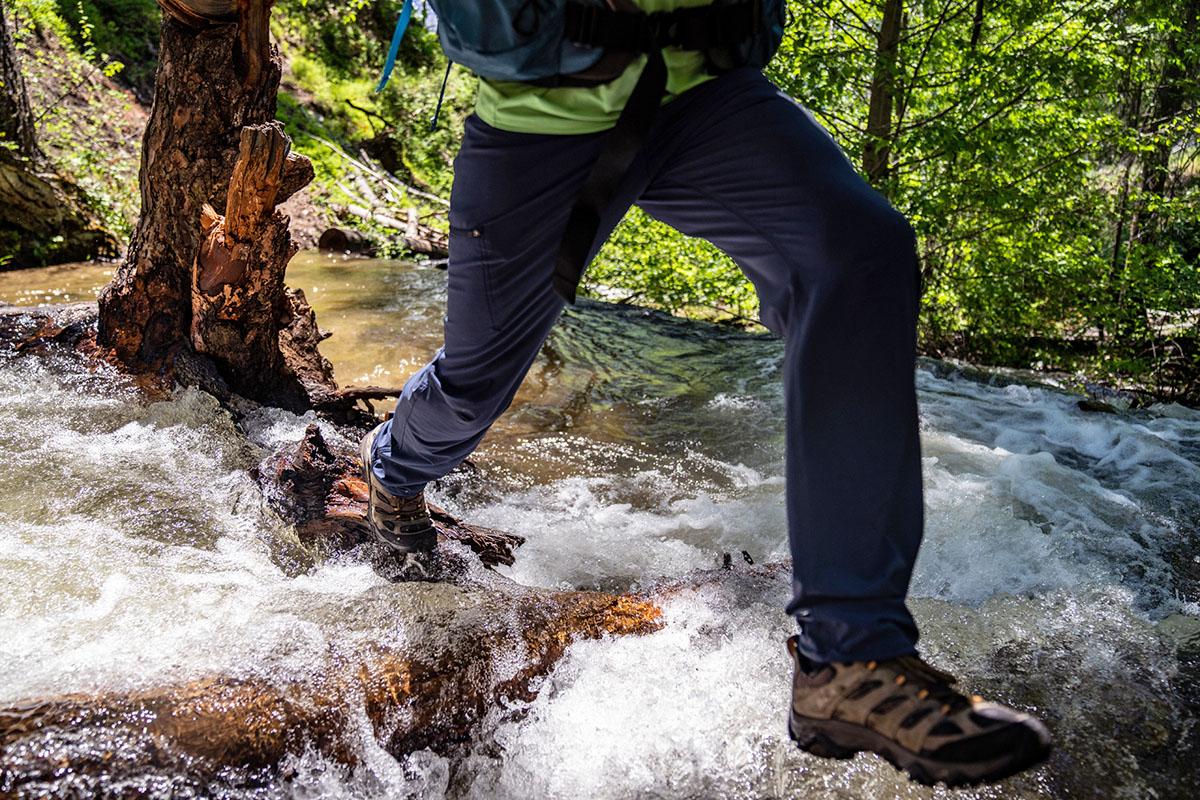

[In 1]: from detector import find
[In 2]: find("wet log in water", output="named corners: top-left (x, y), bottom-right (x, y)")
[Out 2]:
top-left (0, 315), bottom-right (650, 789)
top-left (0, 580), bottom-right (663, 789)
top-left (0, 401), bottom-right (663, 789)
top-left (0, 302), bottom-right (802, 794)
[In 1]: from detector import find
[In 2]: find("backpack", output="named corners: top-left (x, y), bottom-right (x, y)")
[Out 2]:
top-left (378, 0), bottom-right (786, 90)
top-left (429, 0), bottom-right (785, 84)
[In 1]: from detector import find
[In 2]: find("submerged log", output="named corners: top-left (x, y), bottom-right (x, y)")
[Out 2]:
top-left (0, 577), bottom-right (664, 790)
top-left (0, 303), bottom-right (794, 794)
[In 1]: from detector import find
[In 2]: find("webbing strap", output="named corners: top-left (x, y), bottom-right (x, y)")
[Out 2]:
top-left (553, 47), bottom-right (667, 303)
top-left (551, 1), bottom-right (762, 303)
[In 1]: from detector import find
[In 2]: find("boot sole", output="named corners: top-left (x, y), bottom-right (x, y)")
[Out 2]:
top-left (359, 426), bottom-right (438, 554)
top-left (788, 709), bottom-right (1051, 788)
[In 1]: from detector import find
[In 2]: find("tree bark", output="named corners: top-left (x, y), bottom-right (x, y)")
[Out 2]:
top-left (189, 122), bottom-right (318, 406)
top-left (863, 0), bottom-right (905, 187)
top-left (1139, 0), bottom-right (1200, 200)
top-left (0, 0), bottom-right (38, 161)
top-left (256, 423), bottom-right (527, 564)
top-left (97, 0), bottom-right (330, 411)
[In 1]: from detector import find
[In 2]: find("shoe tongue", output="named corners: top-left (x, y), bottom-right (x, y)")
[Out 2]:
top-left (894, 655), bottom-right (958, 686)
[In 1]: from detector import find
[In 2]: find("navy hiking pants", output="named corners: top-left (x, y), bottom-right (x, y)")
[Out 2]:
top-left (368, 68), bottom-right (924, 663)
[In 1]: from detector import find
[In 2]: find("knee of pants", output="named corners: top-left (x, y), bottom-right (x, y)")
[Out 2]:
top-left (761, 193), bottom-right (919, 327)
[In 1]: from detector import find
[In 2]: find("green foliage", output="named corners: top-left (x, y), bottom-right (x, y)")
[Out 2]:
top-left (587, 209), bottom-right (759, 324)
top-left (53, 0), bottom-right (157, 93)
top-left (9, 0), bottom-right (141, 237)
top-left (15, 0), bottom-right (1195, 397)
top-left (751, 0), bottom-right (1200, 398)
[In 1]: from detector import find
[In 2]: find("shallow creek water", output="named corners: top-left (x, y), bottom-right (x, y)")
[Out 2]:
top-left (1, 253), bottom-right (1198, 798)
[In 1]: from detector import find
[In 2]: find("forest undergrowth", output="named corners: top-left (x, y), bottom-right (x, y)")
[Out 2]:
top-left (5, 0), bottom-right (1199, 403)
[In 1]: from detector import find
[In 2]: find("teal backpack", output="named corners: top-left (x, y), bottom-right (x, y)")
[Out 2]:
top-left (378, 0), bottom-right (785, 90)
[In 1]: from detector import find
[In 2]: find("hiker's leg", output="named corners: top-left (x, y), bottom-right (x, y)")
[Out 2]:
top-left (639, 69), bottom-right (923, 663)
top-left (370, 116), bottom-right (642, 497)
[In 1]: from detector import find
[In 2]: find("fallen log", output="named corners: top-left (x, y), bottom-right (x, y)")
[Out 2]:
top-left (328, 205), bottom-right (450, 258)
top-left (0, 576), bottom-right (664, 791)
top-left (318, 227), bottom-right (372, 254)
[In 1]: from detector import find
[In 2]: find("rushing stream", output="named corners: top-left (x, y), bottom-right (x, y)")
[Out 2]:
top-left (1, 253), bottom-right (1198, 798)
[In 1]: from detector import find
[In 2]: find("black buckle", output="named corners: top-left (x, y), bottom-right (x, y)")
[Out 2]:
top-left (564, 2), bottom-right (603, 49)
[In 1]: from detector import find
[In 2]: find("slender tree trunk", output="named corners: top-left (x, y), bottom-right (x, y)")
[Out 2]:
top-left (968, 0), bottom-right (985, 50)
top-left (0, 0), bottom-right (120, 267)
top-left (0, 0), bottom-right (38, 160)
top-left (1139, 0), bottom-right (1200, 200)
top-left (96, 0), bottom-right (334, 410)
top-left (863, 0), bottom-right (904, 186)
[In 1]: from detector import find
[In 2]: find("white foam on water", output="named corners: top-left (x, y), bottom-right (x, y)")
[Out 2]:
top-left (466, 470), bottom-right (789, 592)
top-left (2, 337), bottom-right (1198, 798)
top-left (0, 357), bottom-right (398, 700)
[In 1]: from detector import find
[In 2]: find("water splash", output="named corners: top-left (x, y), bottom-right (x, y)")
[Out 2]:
top-left (1, 259), bottom-right (1197, 797)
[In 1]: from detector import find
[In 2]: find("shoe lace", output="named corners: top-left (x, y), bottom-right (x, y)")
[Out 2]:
top-left (887, 655), bottom-right (971, 713)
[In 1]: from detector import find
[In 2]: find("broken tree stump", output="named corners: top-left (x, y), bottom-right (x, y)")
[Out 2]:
top-left (96, 0), bottom-right (341, 414)
top-left (189, 122), bottom-right (319, 408)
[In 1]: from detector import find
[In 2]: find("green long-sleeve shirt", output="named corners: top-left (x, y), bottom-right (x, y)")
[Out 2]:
top-left (474, 0), bottom-right (717, 134)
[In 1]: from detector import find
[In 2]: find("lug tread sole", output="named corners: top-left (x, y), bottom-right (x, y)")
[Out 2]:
top-left (788, 710), bottom-right (1050, 788)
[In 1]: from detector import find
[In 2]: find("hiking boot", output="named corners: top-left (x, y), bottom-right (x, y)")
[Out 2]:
top-left (786, 636), bottom-right (1052, 787)
top-left (359, 423), bottom-right (437, 554)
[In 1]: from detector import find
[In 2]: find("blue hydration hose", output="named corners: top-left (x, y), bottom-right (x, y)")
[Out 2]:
top-left (375, 0), bottom-right (415, 93)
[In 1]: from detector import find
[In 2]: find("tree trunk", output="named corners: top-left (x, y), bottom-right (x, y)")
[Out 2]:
top-left (1139, 0), bottom-right (1200, 200)
top-left (0, 0), bottom-right (121, 267)
top-left (0, 0), bottom-right (38, 160)
top-left (863, 0), bottom-right (904, 187)
top-left (97, 0), bottom-right (329, 410)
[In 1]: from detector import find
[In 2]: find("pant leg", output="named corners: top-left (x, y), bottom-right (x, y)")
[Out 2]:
top-left (637, 69), bottom-right (924, 663)
top-left (371, 115), bottom-right (648, 497)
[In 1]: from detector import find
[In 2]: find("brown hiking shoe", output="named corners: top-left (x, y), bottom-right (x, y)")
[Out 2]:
top-left (359, 423), bottom-right (437, 554)
top-left (786, 636), bottom-right (1051, 787)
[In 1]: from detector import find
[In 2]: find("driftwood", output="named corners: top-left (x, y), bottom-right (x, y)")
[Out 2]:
top-left (317, 227), bottom-right (372, 253)
top-left (327, 205), bottom-right (450, 258)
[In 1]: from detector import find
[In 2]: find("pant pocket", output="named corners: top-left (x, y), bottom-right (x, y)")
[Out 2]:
top-left (447, 223), bottom-right (503, 332)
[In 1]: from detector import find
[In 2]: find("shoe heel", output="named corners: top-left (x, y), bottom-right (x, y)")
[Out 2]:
top-left (789, 717), bottom-right (857, 760)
